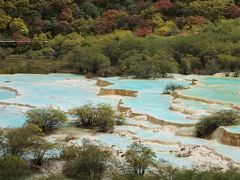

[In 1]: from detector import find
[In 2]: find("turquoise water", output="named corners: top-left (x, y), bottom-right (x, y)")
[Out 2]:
top-left (4, 74), bottom-right (238, 127)
top-left (97, 133), bottom-right (193, 168)
top-left (210, 144), bottom-right (240, 163)
top-left (126, 118), bottom-right (158, 129)
top-left (115, 125), bottom-right (207, 145)
top-left (102, 77), bottom-right (198, 124)
top-left (0, 89), bottom-right (16, 100)
top-left (102, 77), bottom-right (189, 91)
top-left (97, 134), bottom-right (133, 148)
top-left (0, 106), bottom-right (26, 128)
top-left (102, 76), bottom-right (240, 125)
top-left (183, 76), bottom-right (240, 104)
top-left (1, 74), bottom-right (240, 167)
top-left (115, 125), bottom-right (240, 164)
top-left (0, 74), bottom-right (117, 109)
top-left (177, 99), bottom-right (229, 111)
top-left (0, 74), bottom-right (198, 126)
top-left (0, 74), bottom-right (119, 127)
top-left (224, 126), bottom-right (240, 133)
top-left (98, 125), bottom-right (240, 165)
top-left (123, 93), bottom-right (198, 124)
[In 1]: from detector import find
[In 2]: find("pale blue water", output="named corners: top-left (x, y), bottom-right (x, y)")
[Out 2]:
top-left (183, 76), bottom-right (240, 104)
top-left (102, 77), bottom-right (189, 91)
top-left (0, 74), bottom-right (199, 126)
top-left (115, 125), bottom-right (240, 164)
top-left (97, 134), bottom-right (133, 148)
top-left (126, 118), bottom-right (158, 129)
top-left (1, 74), bottom-right (240, 167)
top-left (177, 99), bottom-right (229, 111)
top-left (224, 126), bottom-right (240, 133)
top-left (97, 133), bottom-right (193, 168)
top-left (115, 126), bottom-right (207, 145)
top-left (5, 75), bottom-right (238, 127)
top-left (123, 93), bottom-right (198, 124)
top-left (0, 106), bottom-right (26, 128)
top-left (101, 77), bottom-right (198, 124)
top-left (210, 144), bottom-right (240, 163)
top-left (0, 74), bottom-right (117, 109)
top-left (156, 153), bottom-right (193, 168)
top-left (0, 89), bottom-right (16, 100)
top-left (98, 76), bottom-right (240, 166)
top-left (0, 74), bottom-right (119, 127)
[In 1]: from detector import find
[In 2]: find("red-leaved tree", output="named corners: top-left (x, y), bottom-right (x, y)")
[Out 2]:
top-left (154, 0), bottom-right (173, 10)
top-left (226, 4), bottom-right (240, 18)
top-left (94, 9), bottom-right (128, 34)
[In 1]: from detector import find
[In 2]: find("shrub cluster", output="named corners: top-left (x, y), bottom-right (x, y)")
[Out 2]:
top-left (63, 142), bottom-right (112, 180)
top-left (25, 108), bottom-right (68, 133)
top-left (196, 110), bottom-right (240, 138)
top-left (2, 123), bottom-right (240, 180)
top-left (62, 142), bottom-right (240, 180)
top-left (163, 83), bottom-right (186, 94)
top-left (70, 104), bottom-right (125, 132)
top-left (0, 107), bottom-right (70, 179)
top-left (0, 124), bottom-right (57, 179)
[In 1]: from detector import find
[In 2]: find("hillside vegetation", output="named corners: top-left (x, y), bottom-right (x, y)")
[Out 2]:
top-left (0, 0), bottom-right (240, 77)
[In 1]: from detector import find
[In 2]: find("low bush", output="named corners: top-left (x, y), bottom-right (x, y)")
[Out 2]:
top-left (115, 113), bottom-right (126, 125)
top-left (61, 146), bottom-right (81, 160)
top-left (196, 110), bottom-right (240, 138)
top-left (113, 159), bottom-right (240, 180)
top-left (25, 108), bottom-right (68, 133)
top-left (1, 124), bottom-right (55, 167)
top-left (70, 104), bottom-right (125, 132)
top-left (2, 124), bottom-right (42, 157)
top-left (63, 143), bottom-right (112, 180)
top-left (70, 104), bottom-right (96, 127)
top-left (125, 142), bottom-right (156, 176)
top-left (28, 139), bottom-right (56, 166)
top-left (233, 71), bottom-right (240, 78)
top-left (0, 155), bottom-right (30, 180)
top-left (163, 83), bottom-right (185, 94)
top-left (148, 160), bottom-right (240, 180)
top-left (93, 104), bottom-right (116, 132)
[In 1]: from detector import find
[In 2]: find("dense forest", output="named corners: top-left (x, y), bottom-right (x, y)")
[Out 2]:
top-left (0, 0), bottom-right (240, 77)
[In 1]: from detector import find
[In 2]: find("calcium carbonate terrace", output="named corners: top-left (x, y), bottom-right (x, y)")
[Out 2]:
top-left (100, 76), bottom-right (196, 125)
top-left (183, 76), bottom-right (240, 105)
top-left (0, 89), bottom-right (16, 100)
top-left (0, 73), bottom-right (240, 168)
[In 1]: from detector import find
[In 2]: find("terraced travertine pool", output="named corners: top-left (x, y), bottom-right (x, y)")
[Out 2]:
top-left (183, 76), bottom-right (240, 104)
top-left (0, 89), bottom-right (16, 100)
top-left (0, 73), bottom-right (240, 168)
top-left (0, 105), bottom-right (27, 127)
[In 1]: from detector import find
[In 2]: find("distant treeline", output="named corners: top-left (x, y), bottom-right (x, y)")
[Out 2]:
top-left (1, 18), bottom-right (239, 77)
top-left (0, 0), bottom-right (240, 77)
top-left (1, 0), bottom-right (239, 37)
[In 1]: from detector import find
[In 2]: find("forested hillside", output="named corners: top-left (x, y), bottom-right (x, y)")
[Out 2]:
top-left (0, 0), bottom-right (240, 77)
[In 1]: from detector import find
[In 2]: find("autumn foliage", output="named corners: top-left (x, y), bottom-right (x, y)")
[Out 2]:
top-left (94, 10), bottom-right (128, 34)
top-left (226, 4), bottom-right (240, 18)
top-left (154, 0), bottom-right (173, 10)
